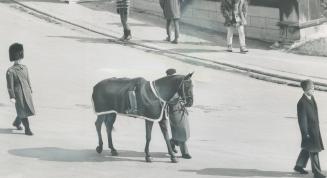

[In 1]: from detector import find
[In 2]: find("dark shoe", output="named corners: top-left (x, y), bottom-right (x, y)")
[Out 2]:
top-left (125, 30), bottom-right (132, 41)
top-left (240, 46), bottom-right (249, 53)
top-left (170, 140), bottom-right (178, 153)
top-left (165, 36), bottom-right (171, 42)
top-left (25, 130), bottom-right (33, 136)
top-left (182, 154), bottom-right (192, 159)
top-left (294, 166), bottom-right (308, 174)
top-left (172, 39), bottom-right (178, 44)
top-left (12, 123), bottom-right (23, 130)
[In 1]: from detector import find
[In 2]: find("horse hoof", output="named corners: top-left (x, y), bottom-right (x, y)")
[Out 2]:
top-left (111, 150), bottom-right (118, 156)
top-left (145, 156), bottom-right (152, 163)
top-left (170, 157), bottom-right (178, 163)
top-left (96, 146), bottom-right (103, 154)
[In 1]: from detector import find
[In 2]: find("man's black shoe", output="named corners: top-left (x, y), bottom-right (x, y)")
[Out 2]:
top-left (294, 166), bottom-right (308, 174)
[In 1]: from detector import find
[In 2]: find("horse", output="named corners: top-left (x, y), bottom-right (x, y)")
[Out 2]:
top-left (92, 73), bottom-right (194, 163)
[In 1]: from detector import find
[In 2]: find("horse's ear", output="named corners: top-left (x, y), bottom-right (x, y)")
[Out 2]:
top-left (184, 72), bottom-right (194, 80)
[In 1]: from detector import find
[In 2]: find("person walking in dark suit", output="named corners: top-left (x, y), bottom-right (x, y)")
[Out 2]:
top-left (294, 79), bottom-right (325, 178)
top-left (6, 43), bottom-right (35, 136)
top-left (160, 0), bottom-right (183, 44)
top-left (165, 68), bottom-right (192, 159)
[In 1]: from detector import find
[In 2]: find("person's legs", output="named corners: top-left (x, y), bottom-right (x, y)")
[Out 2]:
top-left (237, 25), bottom-right (248, 53)
top-left (21, 118), bottom-right (33, 136)
top-left (120, 9), bottom-right (131, 40)
top-left (310, 152), bottom-right (326, 178)
top-left (172, 19), bottom-right (180, 44)
top-left (294, 149), bottom-right (309, 174)
top-left (226, 26), bottom-right (234, 52)
top-left (166, 19), bottom-right (172, 41)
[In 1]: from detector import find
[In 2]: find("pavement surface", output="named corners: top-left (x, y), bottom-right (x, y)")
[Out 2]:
top-left (8, 0), bottom-right (327, 90)
top-left (0, 1), bottom-right (327, 178)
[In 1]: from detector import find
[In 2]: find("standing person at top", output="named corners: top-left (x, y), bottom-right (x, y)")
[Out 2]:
top-left (221, 0), bottom-right (249, 53)
top-left (6, 43), bottom-right (35, 136)
top-left (165, 68), bottom-right (192, 159)
top-left (160, 0), bottom-right (183, 44)
top-left (116, 0), bottom-right (131, 41)
top-left (293, 79), bottom-right (325, 178)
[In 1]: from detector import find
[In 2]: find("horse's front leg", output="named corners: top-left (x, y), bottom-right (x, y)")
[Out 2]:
top-left (105, 114), bottom-right (118, 156)
top-left (159, 119), bottom-right (178, 163)
top-left (95, 115), bottom-right (104, 154)
top-left (145, 120), bottom-right (154, 162)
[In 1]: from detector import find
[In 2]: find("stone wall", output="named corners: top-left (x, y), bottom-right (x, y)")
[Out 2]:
top-left (131, 0), bottom-right (280, 42)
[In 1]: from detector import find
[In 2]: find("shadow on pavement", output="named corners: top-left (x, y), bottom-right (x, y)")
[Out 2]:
top-left (0, 128), bottom-right (24, 135)
top-left (8, 147), bottom-right (170, 162)
top-left (181, 168), bottom-right (309, 177)
top-left (47, 36), bottom-right (115, 44)
top-left (170, 48), bottom-right (226, 53)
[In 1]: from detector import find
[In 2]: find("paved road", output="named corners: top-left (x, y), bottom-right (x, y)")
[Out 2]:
top-left (0, 2), bottom-right (326, 178)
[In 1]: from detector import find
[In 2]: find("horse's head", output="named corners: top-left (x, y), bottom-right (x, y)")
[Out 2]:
top-left (177, 72), bottom-right (194, 107)
top-left (154, 72), bottom-right (194, 107)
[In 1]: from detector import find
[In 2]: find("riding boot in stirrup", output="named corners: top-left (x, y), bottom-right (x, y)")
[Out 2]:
top-left (127, 90), bottom-right (138, 115)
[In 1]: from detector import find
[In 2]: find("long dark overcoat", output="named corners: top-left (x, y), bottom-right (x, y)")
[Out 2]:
top-left (6, 64), bottom-right (35, 118)
top-left (297, 95), bottom-right (324, 152)
top-left (160, 0), bottom-right (181, 19)
top-left (168, 97), bottom-right (190, 142)
top-left (220, 0), bottom-right (248, 26)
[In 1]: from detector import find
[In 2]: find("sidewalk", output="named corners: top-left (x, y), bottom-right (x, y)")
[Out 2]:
top-left (9, 0), bottom-right (327, 89)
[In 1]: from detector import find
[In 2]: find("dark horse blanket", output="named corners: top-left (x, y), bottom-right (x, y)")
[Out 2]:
top-left (92, 77), bottom-right (165, 121)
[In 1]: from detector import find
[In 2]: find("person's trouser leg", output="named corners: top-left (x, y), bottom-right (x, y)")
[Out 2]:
top-left (21, 118), bottom-right (33, 135)
top-left (237, 25), bottom-right (246, 47)
top-left (310, 152), bottom-right (325, 177)
top-left (295, 149), bottom-right (310, 168)
top-left (173, 19), bottom-right (180, 43)
top-left (166, 19), bottom-right (172, 40)
top-left (180, 142), bottom-right (189, 155)
top-left (227, 27), bottom-right (234, 46)
top-left (120, 9), bottom-right (131, 39)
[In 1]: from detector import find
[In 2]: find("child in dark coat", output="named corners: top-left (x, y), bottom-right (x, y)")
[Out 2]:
top-left (6, 43), bottom-right (35, 135)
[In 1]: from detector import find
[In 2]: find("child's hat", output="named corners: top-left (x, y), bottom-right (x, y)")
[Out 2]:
top-left (9, 43), bottom-right (24, 62)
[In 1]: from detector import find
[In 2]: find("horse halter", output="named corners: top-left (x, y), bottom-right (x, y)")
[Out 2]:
top-left (176, 78), bottom-right (193, 106)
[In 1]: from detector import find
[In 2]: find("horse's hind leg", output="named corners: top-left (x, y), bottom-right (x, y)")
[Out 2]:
top-left (105, 113), bottom-right (118, 156)
top-left (145, 120), bottom-right (154, 162)
top-left (95, 115), bottom-right (104, 154)
top-left (159, 118), bottom-right (178, 163)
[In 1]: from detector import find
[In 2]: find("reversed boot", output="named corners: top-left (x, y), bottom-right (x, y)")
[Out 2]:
top-left (21, 118), bottom-right (33, 136)
top-left (227, 45), bottom-right (233, 52)
top-left (126, 90), bottom-right (138, 115)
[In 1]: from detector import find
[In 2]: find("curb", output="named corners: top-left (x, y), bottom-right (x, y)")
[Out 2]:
top-left (9, 0), bottom-right (327, 92)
